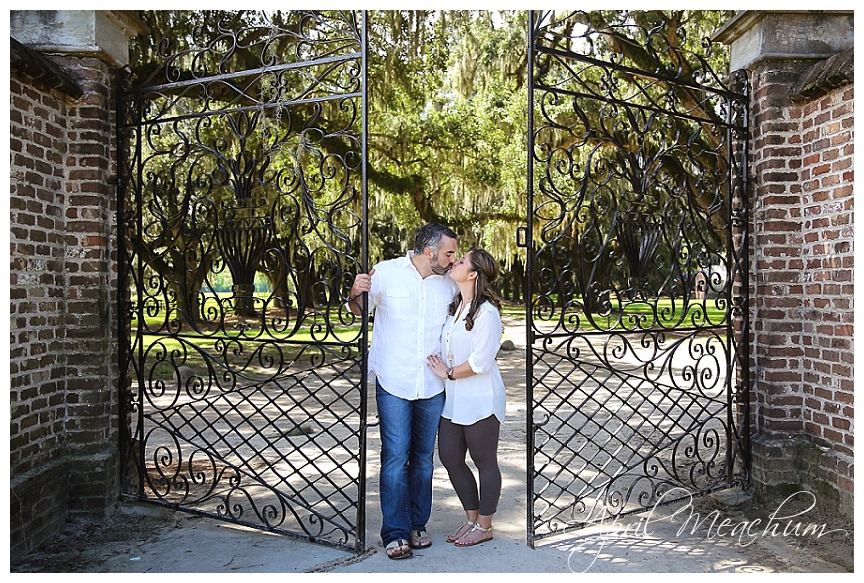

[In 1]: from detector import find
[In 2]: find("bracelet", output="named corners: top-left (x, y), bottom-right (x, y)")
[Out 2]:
top-left (446, 367), bottom-right (454, 380)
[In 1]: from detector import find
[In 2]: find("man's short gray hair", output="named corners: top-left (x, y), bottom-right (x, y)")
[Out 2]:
top-left (413, 223), bottom-right (457, 254)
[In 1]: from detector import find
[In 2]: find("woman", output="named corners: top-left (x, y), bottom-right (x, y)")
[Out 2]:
top-left (426, 249), bottom-right (506, 547)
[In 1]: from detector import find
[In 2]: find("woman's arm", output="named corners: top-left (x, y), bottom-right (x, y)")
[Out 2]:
top-left (426, 305), bottom-right (502, 380)
top-left (466, 305), bottom-right (502, 374)
top-left (426, 354), bottom-right (472, 380)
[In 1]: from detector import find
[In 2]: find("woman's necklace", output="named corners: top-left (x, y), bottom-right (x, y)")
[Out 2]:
top-left (456, 296), bottom-right (473, 319)
top-left (446, 297), bottom-right (473, 365)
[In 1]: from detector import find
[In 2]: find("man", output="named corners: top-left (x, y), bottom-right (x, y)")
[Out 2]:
top-left (348, 223), bottom-right (458, 560)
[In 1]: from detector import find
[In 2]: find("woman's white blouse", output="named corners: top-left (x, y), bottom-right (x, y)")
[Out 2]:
top-left (440, 300), bottom-right (506, 425)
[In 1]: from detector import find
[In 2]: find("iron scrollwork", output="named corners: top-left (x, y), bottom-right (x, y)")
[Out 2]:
top-left (118, 11), bottom-right (367, 552)
top-left (527, 10), bottom-right (749, 543)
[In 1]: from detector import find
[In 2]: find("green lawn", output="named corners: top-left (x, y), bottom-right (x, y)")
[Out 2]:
top-left (503, 297), bottom-right (727, 330)
top-left (131, 295), bottom-right (729, 382)
top-left (134, 294), bottom-right (726, 343)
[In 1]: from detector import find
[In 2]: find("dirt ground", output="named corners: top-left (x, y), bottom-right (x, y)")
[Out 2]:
top-left (9, 486), bottom-right (853, 573)
top-left (703, 493), bottom-right (855, 573)
top-left (10, 315), bottom-right (855, 573)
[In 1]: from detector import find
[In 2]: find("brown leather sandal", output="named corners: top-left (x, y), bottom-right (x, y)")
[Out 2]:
top-left (385, 538), bottom-right (413, 559)
top-left (409, 529), bottom-right (432, 549)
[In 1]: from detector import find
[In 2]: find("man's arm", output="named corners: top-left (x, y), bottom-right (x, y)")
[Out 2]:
top-left (347, 268), bottom-right (375, 316)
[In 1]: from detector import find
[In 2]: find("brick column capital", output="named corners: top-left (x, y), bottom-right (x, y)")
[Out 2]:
top-left (10, 10), bottom-right (147, 67)
top-left (714, 11), bottom-right (853, 71)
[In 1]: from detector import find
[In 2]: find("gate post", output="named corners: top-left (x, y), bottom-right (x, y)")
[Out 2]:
top-left (714, 11), bottom-right (854, 517)
top-left (9, 10), bottom-right (146, 559)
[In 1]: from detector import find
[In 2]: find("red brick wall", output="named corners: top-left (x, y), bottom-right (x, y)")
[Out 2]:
top-left (749, 62), bottom-right (853, 511)
top-left (798, 86), bottom-right (854, 458)
top-left (750, 64), bottom-right (808, 437)
top-left (798, 84), bottom-right (855, 500)
top-left (9, 55), bottom-right (121, 557)
top-left (9, 71), bottom-right (69, 478)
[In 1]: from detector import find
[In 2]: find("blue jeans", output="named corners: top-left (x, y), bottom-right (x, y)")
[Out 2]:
top-left (376, 381), bottom-right (445, 546)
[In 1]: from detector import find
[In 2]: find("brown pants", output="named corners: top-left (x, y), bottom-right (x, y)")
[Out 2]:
top-left (438, 415), bottom-right (501, 516)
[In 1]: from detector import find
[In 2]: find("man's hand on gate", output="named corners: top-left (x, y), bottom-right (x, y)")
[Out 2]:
top-left (348, 268), bottom-right (375, 313)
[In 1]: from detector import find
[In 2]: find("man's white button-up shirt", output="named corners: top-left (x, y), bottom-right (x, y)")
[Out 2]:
top-left (366, 252), bottom-right (458, 400)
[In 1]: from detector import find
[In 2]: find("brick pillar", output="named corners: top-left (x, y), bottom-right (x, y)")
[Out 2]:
top-left (9, 10), bottom-right (146, 559)
top-left (58, 53), bottom-right (123, 512)
top-left (750, 60), bottom-right (809, 438)
top-left (9, 62), bottom-right (73, 555)
top-left (796, 76), bottom-right (854, 506)
top-left (10, 51), bottom-right (120, 558)
top-left (714, 11), bottom-right (854, 516)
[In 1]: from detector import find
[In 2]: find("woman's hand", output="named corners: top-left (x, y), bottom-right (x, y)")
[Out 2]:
top-left (426, 354), bottom-right (449, 379)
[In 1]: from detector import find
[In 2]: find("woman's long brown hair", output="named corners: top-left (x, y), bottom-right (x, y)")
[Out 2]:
top-left (449, 248), bottom-right (502, 331)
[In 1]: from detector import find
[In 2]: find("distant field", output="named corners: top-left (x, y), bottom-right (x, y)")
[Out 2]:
top-left (131, 294), bottom-right (729, 381)
top-left (502, 297), bottom-right (727, 329)
top-left (134, 293), bottom-right (727, 340)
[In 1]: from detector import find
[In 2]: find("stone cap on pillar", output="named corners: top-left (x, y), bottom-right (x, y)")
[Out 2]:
top-left (713, 10), bottom-right (854, 71)
top-left (10, 10), bottom-right (148, 67)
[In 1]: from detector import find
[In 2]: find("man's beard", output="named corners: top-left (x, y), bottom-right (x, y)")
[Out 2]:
top-left (429, 256), bottom-right (450, 276)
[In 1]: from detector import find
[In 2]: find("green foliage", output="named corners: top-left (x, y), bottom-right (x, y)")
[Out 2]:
top-left (127, 9), bottom-right (736, 297)
top-left (526, 10), bottom-right (737, 313)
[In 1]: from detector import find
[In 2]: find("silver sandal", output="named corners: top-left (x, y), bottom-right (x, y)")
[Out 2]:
top-left (447, 520), bottom-right (475, 543)
top-left (454, 523), bottom-right (493, 547)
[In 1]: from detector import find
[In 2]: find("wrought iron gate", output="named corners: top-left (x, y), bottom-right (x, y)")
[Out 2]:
top-left (118, 11), bottom-right (369, 552)
top-left (525, 11), bottom-right (750, 544)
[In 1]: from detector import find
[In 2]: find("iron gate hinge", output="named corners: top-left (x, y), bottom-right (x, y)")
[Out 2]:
top-left (516, 226), bottom-right (527, 248)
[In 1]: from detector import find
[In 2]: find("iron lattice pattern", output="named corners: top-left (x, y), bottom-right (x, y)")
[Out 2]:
top-left (118, 11), bottom-right (367, 551)
top-left (527, 11), bottom-right (749, 540)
